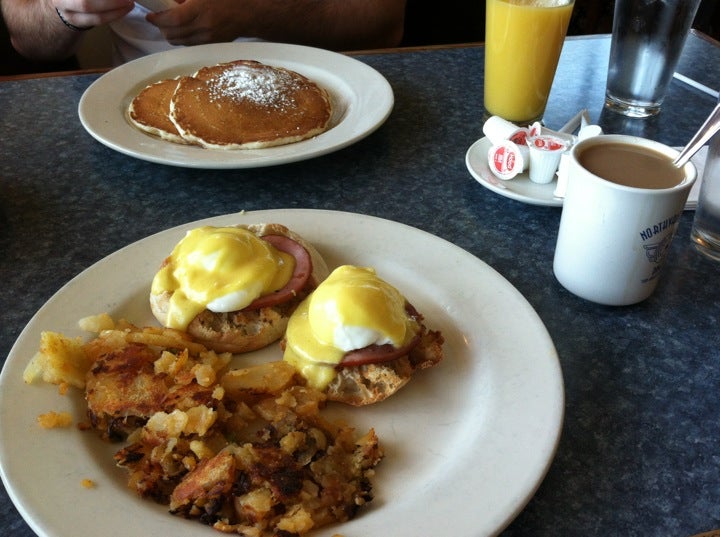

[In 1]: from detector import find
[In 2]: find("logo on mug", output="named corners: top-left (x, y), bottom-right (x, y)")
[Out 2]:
top-left (643, 234), bottom-right (672, 263)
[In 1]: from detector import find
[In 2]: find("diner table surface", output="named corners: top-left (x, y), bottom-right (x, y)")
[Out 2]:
top-left (1, 31), bottom-right (719, 537)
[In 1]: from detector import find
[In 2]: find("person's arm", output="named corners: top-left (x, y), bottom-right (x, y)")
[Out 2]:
top-left (148, 0), bottom-right (406, 51)
top-left (2, 0), bottom-right (133, 61)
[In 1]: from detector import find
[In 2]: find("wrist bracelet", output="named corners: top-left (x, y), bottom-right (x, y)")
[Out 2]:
top-left (55, 7), bottom-right (93, 31)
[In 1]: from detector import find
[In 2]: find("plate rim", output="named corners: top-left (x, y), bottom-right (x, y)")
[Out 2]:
top-left (0, 208), bottom-right (564, 537)
top-left (78, 43), bottom-right (394, 169)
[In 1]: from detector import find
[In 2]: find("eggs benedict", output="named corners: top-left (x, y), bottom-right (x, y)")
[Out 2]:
top-left (282, 265), bottom-right (444, 405)
top-left (150, 223), bottom-right (329, 353)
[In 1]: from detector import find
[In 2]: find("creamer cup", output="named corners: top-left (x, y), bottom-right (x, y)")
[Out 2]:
top-left (527, 135), bottom-right (567, 184)
top-left (487, 140), bottom-right (529, 180)
top-left (483, 115), bottom-right (530, 146)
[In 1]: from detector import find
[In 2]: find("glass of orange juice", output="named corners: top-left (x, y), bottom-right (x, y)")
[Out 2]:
top-left (484, 0), bottom-right (575, 125)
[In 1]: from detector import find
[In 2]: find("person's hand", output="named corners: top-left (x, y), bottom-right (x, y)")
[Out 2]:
top-left (146, 0), bottom-right (250, 46)
top-left (52, 0), bottom-right (135, 28)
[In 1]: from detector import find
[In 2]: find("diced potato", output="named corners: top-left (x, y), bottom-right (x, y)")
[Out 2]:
top-left (236, 488), bottom-right (274, 520)
top-left (276, 505), bottom-right (314, 534)
top-left (145, 406), bottom-right (217, 438)
top-left (36, 411), bottom-right (73, 428)
top-left (189, 440), bottom-right (215, 460)
top-left (78, 313), bottom-right (115, 333)
top-left (192, 363), bottom-right (217, 387)
top-left (146, 409), bottom-right (189, 437)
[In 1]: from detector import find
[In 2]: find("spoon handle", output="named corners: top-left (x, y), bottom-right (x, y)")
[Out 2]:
top-left (673, 102), bottom-right (720, 167)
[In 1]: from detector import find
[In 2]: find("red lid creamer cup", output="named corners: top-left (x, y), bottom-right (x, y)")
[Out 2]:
top-left (483, 115), bottom-right (530, 146)
top-left (527, 135), bottom-right (567, 184)
top-left (487, 140), bottom-right (529, 180)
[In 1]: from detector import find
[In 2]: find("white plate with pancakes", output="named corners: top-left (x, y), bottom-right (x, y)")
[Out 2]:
top-left (78, 43), bottom-right (394, 168)
top-left (0, 209), bottom-right (564, 537)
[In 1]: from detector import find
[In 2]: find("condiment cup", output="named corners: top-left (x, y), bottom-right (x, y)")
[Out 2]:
top-left (527, 134), bottom-right (566, 184)
top-left (487, 140), bottom-right (529, 180)
top-left (483, 115), bottom-right (529, 146)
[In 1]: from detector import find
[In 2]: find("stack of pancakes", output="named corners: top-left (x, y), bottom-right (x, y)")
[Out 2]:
top-left (127, 60), bottom-right (332, 150)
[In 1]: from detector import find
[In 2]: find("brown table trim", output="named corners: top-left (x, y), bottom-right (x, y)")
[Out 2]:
top-left (0, 66), bottom-right (110, 82)
top-left (691, 28), bottom-right (720, 47)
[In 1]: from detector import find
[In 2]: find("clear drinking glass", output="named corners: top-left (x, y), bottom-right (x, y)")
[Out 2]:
top-left (604, 0), bottom-right (703, 118)
top-left (691, 130), bottom-right (720, 261)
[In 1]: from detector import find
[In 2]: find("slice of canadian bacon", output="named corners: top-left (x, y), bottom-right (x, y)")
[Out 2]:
top-left (243, 234), bottom-right (313, 310)
top-left (337, 303), bottom-right (423, 367)
top-left (338, 332), bottom-right (421, 368)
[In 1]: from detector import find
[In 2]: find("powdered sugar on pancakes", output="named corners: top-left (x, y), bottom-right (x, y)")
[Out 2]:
top-left (127, 60), bottom-right (332, 150)
top-left (205, 63), bottom-right (299, 109)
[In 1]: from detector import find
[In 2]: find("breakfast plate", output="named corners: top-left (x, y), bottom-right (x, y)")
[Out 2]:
top-left (0, 209), bottom-right (563, 537)
top-left (78, 43), bottom-right (394, 168)
top-left (466, 137), bottom-right (704, 209)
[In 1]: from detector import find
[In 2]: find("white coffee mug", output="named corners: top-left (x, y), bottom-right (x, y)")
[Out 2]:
top-left (553, 135), bottom-right (697, 306)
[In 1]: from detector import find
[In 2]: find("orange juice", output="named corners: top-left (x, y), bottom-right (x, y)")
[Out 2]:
top-left (484, 0), bottom-right (574, 123)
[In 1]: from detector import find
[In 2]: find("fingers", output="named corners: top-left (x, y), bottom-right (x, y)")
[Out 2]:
top-left (147, 6), bottom-right (214, 45)
top-left (146, 0), bottom-right (243, 45)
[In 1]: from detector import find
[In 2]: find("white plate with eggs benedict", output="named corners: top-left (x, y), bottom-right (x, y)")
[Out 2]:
top-left (78, 42), bottom-right (393, 168)
top-left (0, 209), bottom-right (564, 537)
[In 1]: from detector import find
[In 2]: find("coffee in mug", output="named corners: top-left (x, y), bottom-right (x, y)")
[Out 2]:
top-left (577, 142), bottom-right (686, 189)
top-left (553, 135), bottom-right (696, 306)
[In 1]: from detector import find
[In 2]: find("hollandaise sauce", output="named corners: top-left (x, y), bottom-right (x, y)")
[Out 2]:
top-left (283, 265), bottom-right (419, 389)
top-left (151, 226), bottom-right (295, 330)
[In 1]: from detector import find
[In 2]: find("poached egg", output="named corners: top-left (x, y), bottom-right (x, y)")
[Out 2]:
top-left (151, 226), bottom-right (295, 330)
top-left (283, 265), bottom-right (420, 389)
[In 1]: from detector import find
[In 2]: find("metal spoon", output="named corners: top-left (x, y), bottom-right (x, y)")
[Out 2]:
top-left (673, 101), bottom-right (720, 167)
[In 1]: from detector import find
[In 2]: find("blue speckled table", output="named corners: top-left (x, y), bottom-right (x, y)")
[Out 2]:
top-left (1, 32), bottom-right (719, 537)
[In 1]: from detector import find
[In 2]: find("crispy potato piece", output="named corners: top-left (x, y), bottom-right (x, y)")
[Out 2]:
top-left (124, 327), bottom-right (208, 355)
top-left (23, 331), bottom-right (91, 388)
top-left (221, 361), bottom-right (299, 399)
